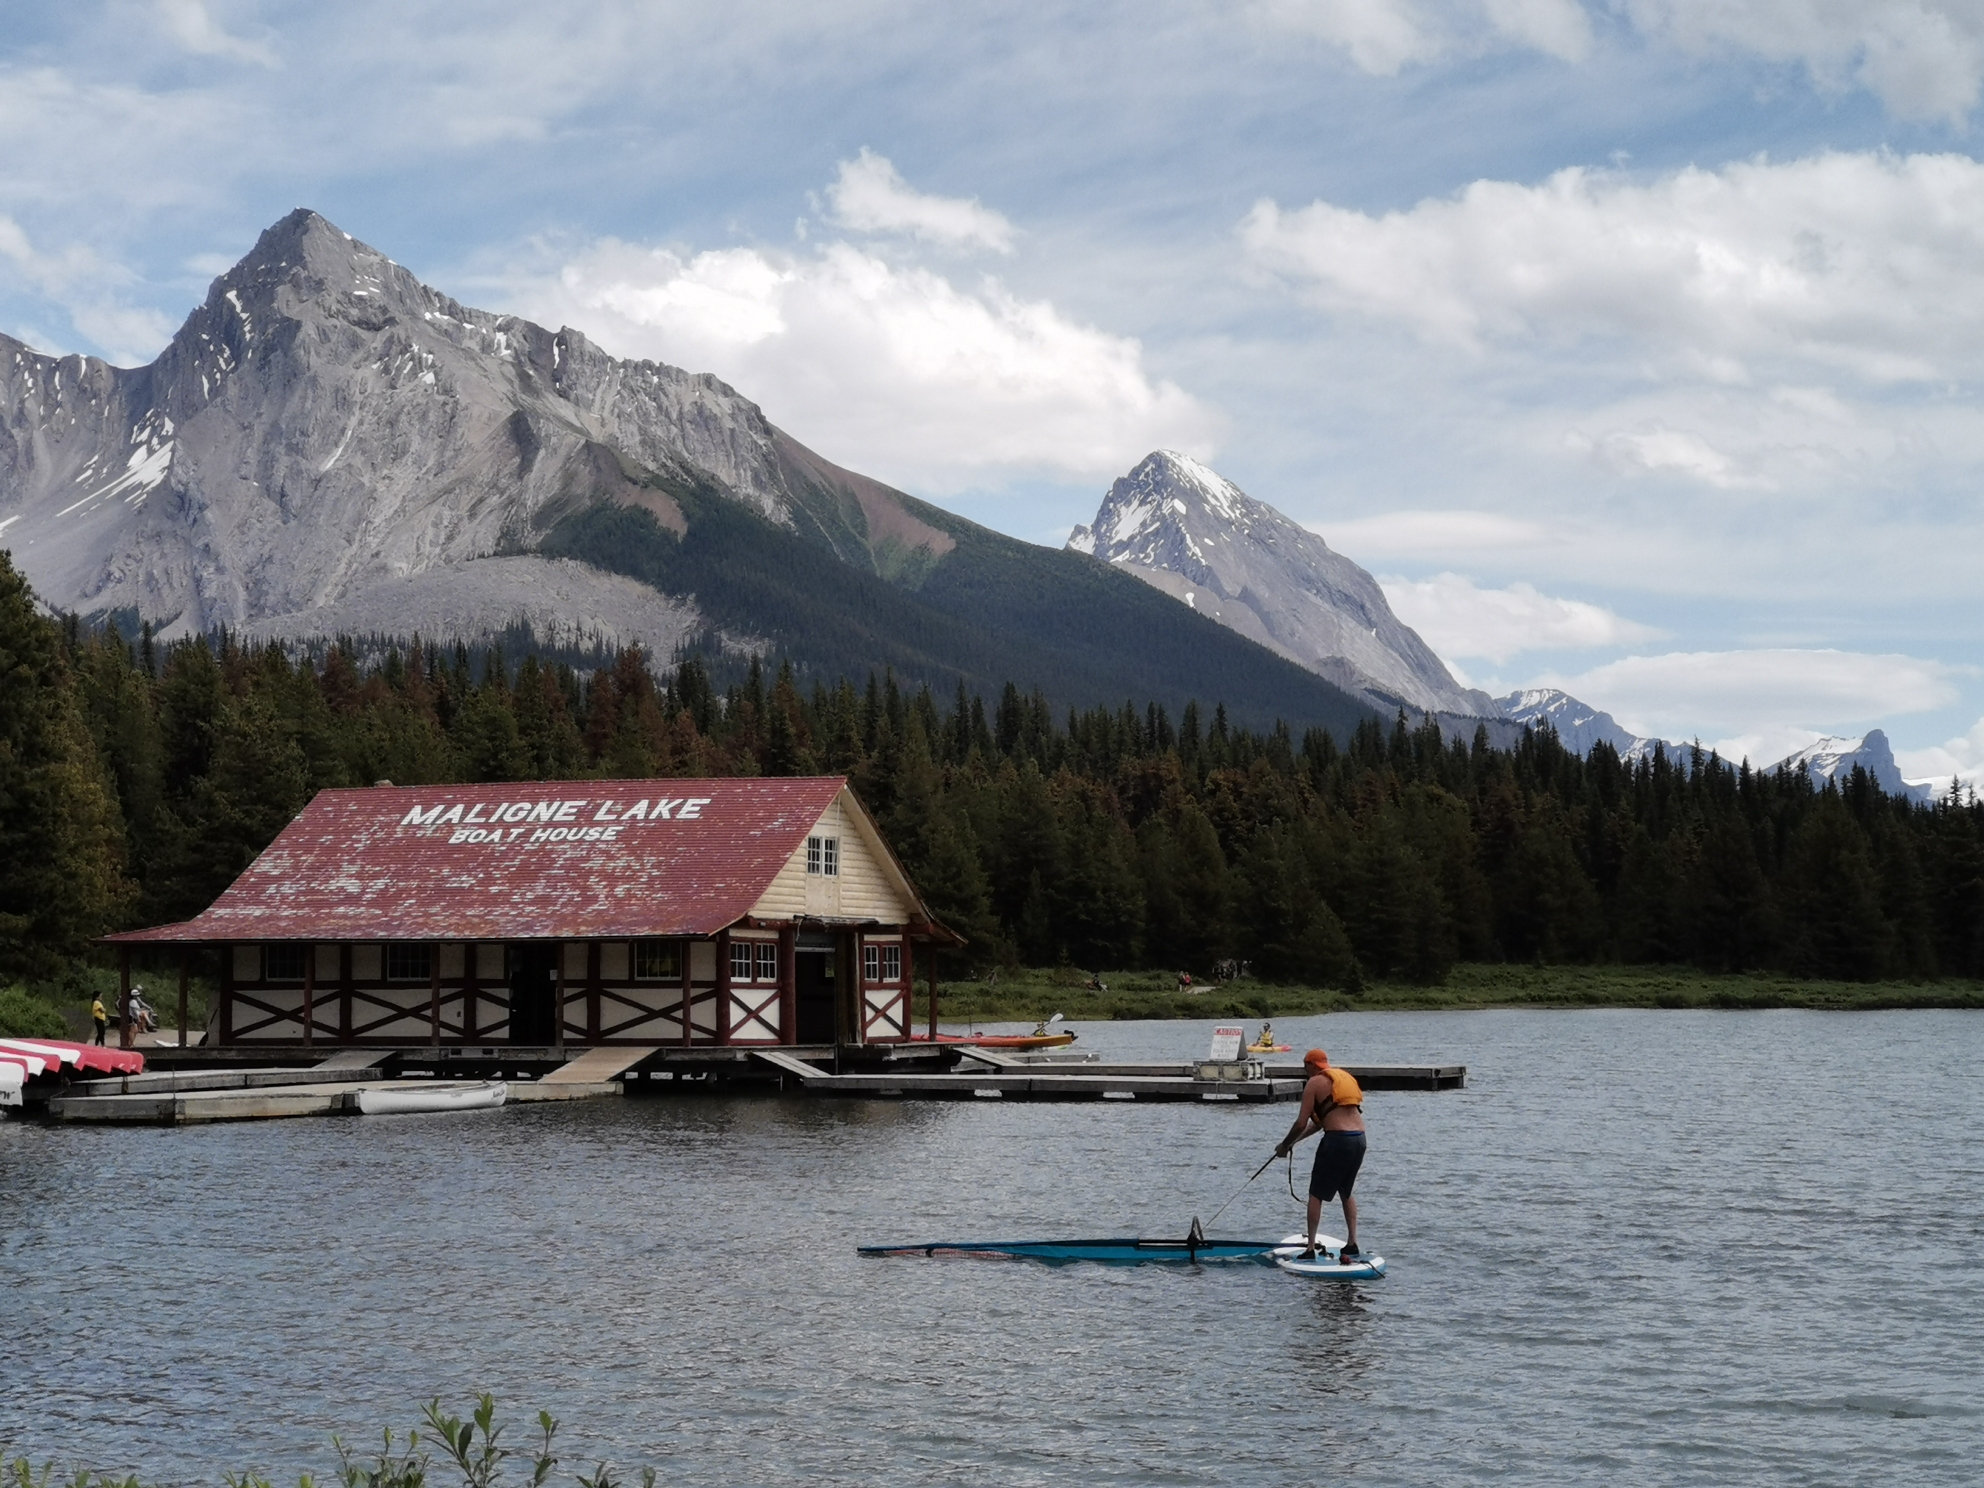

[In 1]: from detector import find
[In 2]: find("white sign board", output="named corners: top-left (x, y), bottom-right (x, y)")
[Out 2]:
top-left (1208, 1025), bottom-right (1244, 1061)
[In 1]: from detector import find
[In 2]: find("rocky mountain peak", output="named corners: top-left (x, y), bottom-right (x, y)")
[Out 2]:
top-left (0, 208), bottom-right (946, 649)
top-left (1069, 450), bottom-right (1251, 573)
top-left (1069, 451), bottom-right (1495, 718)
top-left (1771, 728), bottom-right (1934, 802)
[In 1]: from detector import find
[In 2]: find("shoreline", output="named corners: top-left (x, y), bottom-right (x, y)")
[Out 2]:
top-left (915, 964), bottom-right (1984, 1021)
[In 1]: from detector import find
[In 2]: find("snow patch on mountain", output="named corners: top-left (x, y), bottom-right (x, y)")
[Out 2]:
top-left (1497, 688), bottom-right (1666, 760)
top-left (1770, 729), bottom-right (1936, 803)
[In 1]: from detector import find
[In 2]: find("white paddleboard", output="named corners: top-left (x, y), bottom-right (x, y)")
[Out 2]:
top-left (1272, 1232), bottom-right (1385, 1279)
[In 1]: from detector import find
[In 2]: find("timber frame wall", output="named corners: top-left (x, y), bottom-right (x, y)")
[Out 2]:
top-left (217, 928), bottom-right (912, 1047)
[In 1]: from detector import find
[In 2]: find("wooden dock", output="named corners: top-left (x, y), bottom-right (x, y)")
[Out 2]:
top-left (741, 1049), bottom-right (1463, 1102)
top-left (30, 1043), bottom-right (1463, 1123)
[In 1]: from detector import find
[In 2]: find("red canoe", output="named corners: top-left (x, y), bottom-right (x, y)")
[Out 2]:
top-left (0, 1037), bottom-right (146, 1077)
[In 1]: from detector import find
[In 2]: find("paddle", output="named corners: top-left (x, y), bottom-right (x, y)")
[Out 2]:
top-left (1189, 1149), bottom-right (1284, 1248)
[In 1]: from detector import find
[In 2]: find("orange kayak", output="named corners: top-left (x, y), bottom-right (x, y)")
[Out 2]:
top-left (907, 1031), bottom-right (1078, 1049)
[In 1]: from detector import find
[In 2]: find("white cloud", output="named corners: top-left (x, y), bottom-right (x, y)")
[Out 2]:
top-left (1249, 0), bottom-right (1590, 72)
top-left (1894, 716), bottom-right (1984, 789)
top-left (520, 236), bottom-right (1220, 490)
top-left (1312, 509), bottom-right (1554, 559)
top-left (826, 149), bottom-right (1015, 254)
top-left (1381, 571), bottom-right (1665, 662)
top-left (1251, 0), bottom-right (1449, 73)
top-left (1482, 0), bottom-right (1593, 60)
top-left (1251, 1), bottom-right (1977, 118)
top-left (1534, 648), bottom-right (1971, 742)
top-left (0, 215), bottom-right (175, 364)
top-left (1243, 151), bottom-right (1984, 386)
top-left (155, 0), bottom-right (279, 68)
top-left (1570, 425), bottom-right (1767, 488)
top-left (1626, 0), bottom-right (1984, 125)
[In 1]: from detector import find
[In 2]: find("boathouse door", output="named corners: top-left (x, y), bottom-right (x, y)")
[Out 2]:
top-left (794, 943), bottom-right (836, 1044)
top-left (508, 944), bottom-right (558, 1045)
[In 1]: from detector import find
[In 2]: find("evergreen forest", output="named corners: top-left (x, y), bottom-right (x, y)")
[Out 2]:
top-left (3, 552), bottom-right (1980, 994)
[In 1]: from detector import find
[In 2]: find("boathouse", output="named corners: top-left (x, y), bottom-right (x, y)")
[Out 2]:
top-left (105, 777), bottom-right (958, 1050)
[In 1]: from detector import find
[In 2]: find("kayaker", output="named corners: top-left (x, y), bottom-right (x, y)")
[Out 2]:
top-left (1274, 1048), bottom-right (1366, 1262)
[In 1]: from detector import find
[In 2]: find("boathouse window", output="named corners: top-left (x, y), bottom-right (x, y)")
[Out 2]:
top-left (864, 944), bottom-right (902, 983)
top-left (634, 940), bottom-right (681, 981)
top-left (385, 944), bottom-right (432, 982)
top-left (729, 942), bottom-right (779, 982)
top-left (264, 945), bottom-right (306, 982)
top-left (806, 835), bottom-right (838, 875)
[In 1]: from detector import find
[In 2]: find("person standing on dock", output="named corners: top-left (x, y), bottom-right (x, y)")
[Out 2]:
top-left (90, 996), bottom-right (108, 1046)
top-left (1275, 1049), bottom-right (1366, 1261)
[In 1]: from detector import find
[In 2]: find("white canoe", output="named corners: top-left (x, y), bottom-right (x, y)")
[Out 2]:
top-left (356, 1080), bottom-right (508, 1116)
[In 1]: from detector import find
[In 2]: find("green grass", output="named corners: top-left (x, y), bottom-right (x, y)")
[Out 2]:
top-left (914, 963), bottom-right (1984, 1022)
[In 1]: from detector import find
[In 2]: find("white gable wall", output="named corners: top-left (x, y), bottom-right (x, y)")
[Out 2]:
top-left (750, 791), bottom-right (918, 923)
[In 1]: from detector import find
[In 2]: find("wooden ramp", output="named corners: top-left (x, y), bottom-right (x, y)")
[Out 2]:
top-left (752, 1049), bottom-right (830, 1086)
top-left (538, 1046), bottom-right (658, 1085)
top-left (314, 1049), bottom-right (391, 1070)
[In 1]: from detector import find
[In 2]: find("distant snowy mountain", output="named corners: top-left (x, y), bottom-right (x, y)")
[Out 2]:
top-left (1770, 730), bottom-right (1936, 803)
top-left (1069, 451), bottom-right (1496, 717)
top-left (1497, 688), bottom-right (1664, 760)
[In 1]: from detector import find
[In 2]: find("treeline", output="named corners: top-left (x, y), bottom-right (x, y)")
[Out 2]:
top-left (2, 552), bottom-right (1980, 986)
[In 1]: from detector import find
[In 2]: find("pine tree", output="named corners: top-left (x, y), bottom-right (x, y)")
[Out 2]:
top-left (0, 555), bottom-right (131, 974)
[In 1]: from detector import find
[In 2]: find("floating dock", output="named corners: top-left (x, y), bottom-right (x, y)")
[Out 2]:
top-left (29, 1043), bottom-right (1461, 1123)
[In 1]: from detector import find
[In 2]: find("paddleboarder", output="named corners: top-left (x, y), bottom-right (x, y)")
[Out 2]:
top-left (1275, 1048), bottom-right (1365, 1262)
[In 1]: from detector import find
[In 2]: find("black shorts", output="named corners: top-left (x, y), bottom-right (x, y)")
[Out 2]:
top-left (1309, 1130), bottom-right (1366, 1202)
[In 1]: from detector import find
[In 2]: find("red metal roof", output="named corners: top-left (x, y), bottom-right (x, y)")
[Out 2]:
top-left (107, 777), bottom-right (874, 944)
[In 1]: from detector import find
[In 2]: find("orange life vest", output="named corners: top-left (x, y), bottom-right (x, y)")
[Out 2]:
top-left (1319, 1066), bottom-right (1362, 1109)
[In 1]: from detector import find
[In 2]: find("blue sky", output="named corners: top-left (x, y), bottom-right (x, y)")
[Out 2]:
top-left (4, 1), bottom-right (1984, 782)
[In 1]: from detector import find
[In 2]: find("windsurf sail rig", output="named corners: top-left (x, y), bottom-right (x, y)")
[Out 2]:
top-left (857, 1236), bottom-right (1283, 1264)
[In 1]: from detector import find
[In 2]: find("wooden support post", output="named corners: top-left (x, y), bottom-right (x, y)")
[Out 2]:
top-left (587, 941), bottom-right (601, 1044)
top-left (303, 946), bottom-right (315, 1048)
top-left (778, 924), bottom-right (796, 1046)
top-left (429, 943), bottom-right (441, 1046)
top-left (680, 941), bottom-right (693, 1047)
top-left (177, 953), bottom-right (189, 1050)
top-left (463, 944), bottom-right (479, 1043)
top-left (118, 945), bottom-right (132, 1049)
top-left (339, 944), bottom-right (353, 1042)
top-left (715, 929), bottom-right (732, 1046)
top-left (554, 941), bottom-right (566, 1049)
top-left (927, 941), bottom-right (939, 1042)
top-left (853, 931), bottom-right (865, 1046)
top-left (221, 944), bottom-right (235, 1046)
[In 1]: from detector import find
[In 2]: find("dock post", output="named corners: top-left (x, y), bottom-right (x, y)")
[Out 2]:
top-left (119, 945), bottom-right (132, 1049)
top-left (554, 940), bottom-right (566, 1050)
top-left (177, 953), bottom-right (189, 1050)
top-left (430, 942), bottom-right (441, 1046)
top-left (303, 946), bottom-right (315, 1048)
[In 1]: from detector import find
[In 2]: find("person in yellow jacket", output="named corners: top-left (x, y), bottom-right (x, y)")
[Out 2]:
top-left (1274, 1048), bottom-right (1366, 1261)
top-left (90, 996), bottom-right (109, 1046)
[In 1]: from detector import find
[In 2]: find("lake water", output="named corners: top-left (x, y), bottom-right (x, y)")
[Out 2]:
top-left (3, 1010), bottom-right (1981, 1485)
